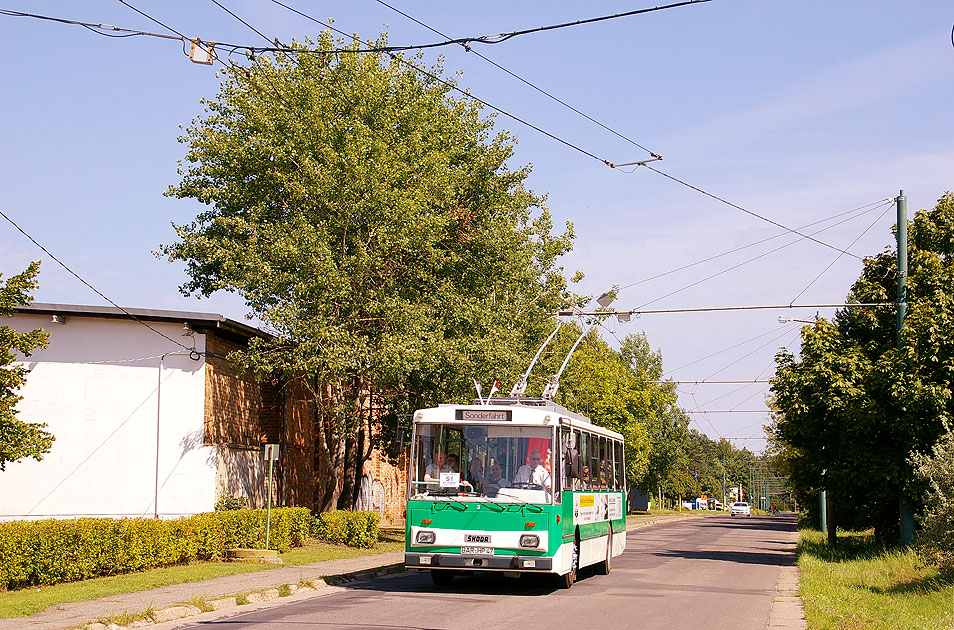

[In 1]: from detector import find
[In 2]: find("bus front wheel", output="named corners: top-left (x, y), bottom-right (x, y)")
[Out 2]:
top-left (555, 539), bottom-right (578, 589)
top-left (595, 526), bottom-right (613, 575)
top-left (431, 570), bottom-right (454, 587)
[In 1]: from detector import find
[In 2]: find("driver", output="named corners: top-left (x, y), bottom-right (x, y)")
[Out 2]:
top-left (424, 451), bottom-right (452, 482)
top-left (514, 449), bottom-right (551, 490)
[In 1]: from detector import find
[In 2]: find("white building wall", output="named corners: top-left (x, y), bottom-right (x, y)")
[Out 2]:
top-left (1, 313), bottom-right (216, 520)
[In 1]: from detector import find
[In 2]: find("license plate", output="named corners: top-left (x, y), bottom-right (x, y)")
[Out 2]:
top-left (460, 546), bottom-right (494, 556)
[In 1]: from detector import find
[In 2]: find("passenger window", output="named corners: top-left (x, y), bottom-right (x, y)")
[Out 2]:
top-left (590, 434), bottom-right (600, 489)
top-left (615, 442), bottom-right (624, 490)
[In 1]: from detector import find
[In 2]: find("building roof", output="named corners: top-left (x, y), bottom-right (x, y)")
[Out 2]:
top-left (18, 302), bottom-right (268, 343)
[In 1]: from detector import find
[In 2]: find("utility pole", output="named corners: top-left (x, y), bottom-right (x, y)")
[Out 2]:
top-left (897, 190), bottom-right (916, 545)
top-left (721, 455), bottom-right (727, 510)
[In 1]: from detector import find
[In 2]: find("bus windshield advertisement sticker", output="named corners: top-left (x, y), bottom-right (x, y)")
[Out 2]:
top-left (440, 472), bottom-right (460, 488)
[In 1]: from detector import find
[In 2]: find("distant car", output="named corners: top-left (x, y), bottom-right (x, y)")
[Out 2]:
top-left (730, 501), bottom-right (751, 516)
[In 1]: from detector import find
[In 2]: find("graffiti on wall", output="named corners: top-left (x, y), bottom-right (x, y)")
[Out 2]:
top-left (354, 474), bottom-right (387, 515)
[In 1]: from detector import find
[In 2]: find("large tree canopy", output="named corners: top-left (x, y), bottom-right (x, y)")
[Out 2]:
top-left (0, 262), bottom-right (52, 470)
top-left (162, 34), bottom-right (575, 509)
top-left (770, 192), bottom-right (954, 539)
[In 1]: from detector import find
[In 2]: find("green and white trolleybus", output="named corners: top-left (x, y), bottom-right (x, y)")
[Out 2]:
top-left (404, 396), bottom-right (626, 588)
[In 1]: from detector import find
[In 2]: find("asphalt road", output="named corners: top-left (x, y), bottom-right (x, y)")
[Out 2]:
top-left (171, 514), bottom-right (796, 630)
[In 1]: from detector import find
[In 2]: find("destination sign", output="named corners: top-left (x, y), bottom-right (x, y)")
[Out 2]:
top-left (457, 409), bottom-right (512, 421)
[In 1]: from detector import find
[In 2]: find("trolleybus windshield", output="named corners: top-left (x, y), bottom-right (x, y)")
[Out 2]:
top-left (411, 423), bottom-right (554, 503)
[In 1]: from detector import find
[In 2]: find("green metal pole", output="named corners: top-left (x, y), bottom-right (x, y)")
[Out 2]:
top-left (265, 454), bottom-right (274, 550)
top-left (896, 190), bottom-right (908, 344)
top-left (721, 455), bottom-right (726, 510)
top-left (897, 190), bottom-right (916, 545)
top-left (819, 490), bottom-right (827, 533)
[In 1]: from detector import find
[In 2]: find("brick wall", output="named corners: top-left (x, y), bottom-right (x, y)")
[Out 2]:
top-left (203, 332), bottom-right (405, 516)
top-left (359, 448), bottom-right (408, 524)
top-left (204, 335), bottom-right (278, 447)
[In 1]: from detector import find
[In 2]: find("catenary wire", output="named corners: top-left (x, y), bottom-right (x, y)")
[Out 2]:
top-left (8, 2), bottom-right (706, 58)
top-left (372, 0), bottom-right (661, 158)
top-left (629, 200), bottom-right (892, 309)
top-left (787, 202), bottom-right (894, 305)
top-left (0, 208), bottom-right (193, 352)
top-left (666, 325), bottom-right (793, 375)
top-left (265, 0), bottom-right (613, 164)
top-left (641, 164), bottom-right (862, 259)
top-left (617, 198), bottom-right (891, 293)
top-left (0, 8), bottom-right (184, 40)
top-left (459, 0), bottom-right (712, 45)
top-left (702, 326), bottom-right (796, 381)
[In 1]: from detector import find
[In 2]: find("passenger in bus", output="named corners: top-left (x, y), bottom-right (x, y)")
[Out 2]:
top-left (424, 451), bottom-right (452, 481)
top-left (446, 453), bottom-right (461, 473)
top-left (467, 459), bottom-right (486, 491)
top-left (514, 450), bottom-right (551, 489)
top-left (563, 441), bottom-right (582, 491)
top-left (484, 462), bottom-right (510, 493)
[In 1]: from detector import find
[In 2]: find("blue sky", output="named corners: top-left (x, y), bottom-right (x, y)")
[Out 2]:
top-left (2, 1), bottom-right (952, 451)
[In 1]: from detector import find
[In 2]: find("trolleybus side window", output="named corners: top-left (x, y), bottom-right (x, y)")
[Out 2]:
top-left (589, 434), bottom-right (600, 489)
top-left (579, 430), bottom-right (590, 488)
top-left (615, 441), bottom-right (624, 490)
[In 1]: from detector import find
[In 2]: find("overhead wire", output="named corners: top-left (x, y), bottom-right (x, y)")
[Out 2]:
top-left (264, 1), bottom-right (874, 263)
top-left (460, 0), bottom-right (712, 44)
top-left (372, 0), bottom-right (661, 158)
top-left (617, 198), bottom-right (891, 293)
top-left (0, 209), bottom-right (193, 352)
top-left (5, 1), bottom-right (707, 60)
top-left (701, 326), bottom-right (796, 381)
top-left (0, 7), bottom-right (183, 40)
top-left (666, 325), bottom-right (793, 375)
top-left (14, 4), bottom-right (885, 264)
top-left (787, 201), bottom-right (894, 305)
top-left (641, 164), bottom-right (863, 259)
top-left (9, 3), bottom-right (882, 266)
top-left (265, 0), bottom-right (626, 165)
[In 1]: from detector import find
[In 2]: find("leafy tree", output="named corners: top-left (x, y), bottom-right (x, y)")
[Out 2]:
top-left (664, 468), bottom-right (699, 503)
top-left (532, 324), bottom-right (692, 500)
top-left (771, 192), bottom-right (954, 541)
top-left (0, 262), bottom-right (52, 470)
top-left (555, 328), bottom-right (653, 485)
top-left (161, 34), bottom-right (575, 510)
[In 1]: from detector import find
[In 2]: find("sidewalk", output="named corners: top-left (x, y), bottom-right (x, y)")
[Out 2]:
top-left (4, 552), bottom-right (404, 630)
top-left (5, 513), bottom-right (802, 630)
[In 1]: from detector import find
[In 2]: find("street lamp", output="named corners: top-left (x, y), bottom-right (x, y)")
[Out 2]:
top-left (778, 315), bottom-right (817, 324)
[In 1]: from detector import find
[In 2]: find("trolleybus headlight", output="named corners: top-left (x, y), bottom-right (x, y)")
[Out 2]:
top-left (416, 530), bottom-right (436, 544)
top-left (519, 534), bottom-right (539, 548)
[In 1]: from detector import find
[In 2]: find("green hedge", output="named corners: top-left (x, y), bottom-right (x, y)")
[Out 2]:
top-left (313, 510), bottom-right (380, 549)
top-left (0, 507), bottom-right (312, 590)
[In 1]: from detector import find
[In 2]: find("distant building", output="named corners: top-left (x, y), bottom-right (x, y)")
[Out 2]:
top-left (2, 303), bottom-right (405, 521)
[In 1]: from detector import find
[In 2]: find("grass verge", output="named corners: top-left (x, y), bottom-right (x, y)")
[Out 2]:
top-left (799, 528), bottom-right (953, 630)
top-left (0, 531), bottom-right (405, 619)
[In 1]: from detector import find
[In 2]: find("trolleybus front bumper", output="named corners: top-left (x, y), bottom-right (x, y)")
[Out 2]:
top-left (405, 552), bottom-right (552, 571)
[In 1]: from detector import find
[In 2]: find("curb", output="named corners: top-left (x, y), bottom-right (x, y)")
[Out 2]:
top-left (78, 563), bottom-right (406, 630)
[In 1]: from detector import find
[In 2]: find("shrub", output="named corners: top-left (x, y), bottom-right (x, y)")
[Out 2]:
top-left (215, 495), bottom-right (248, 511)
top-left (0, 507), bottom-right (314, 589)
top-left (314, 510), bottom-right (380, 548)
top-left (315, 510), bottom-right (350, 545)
top-left (912, 428), bottom-right (954, 574)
